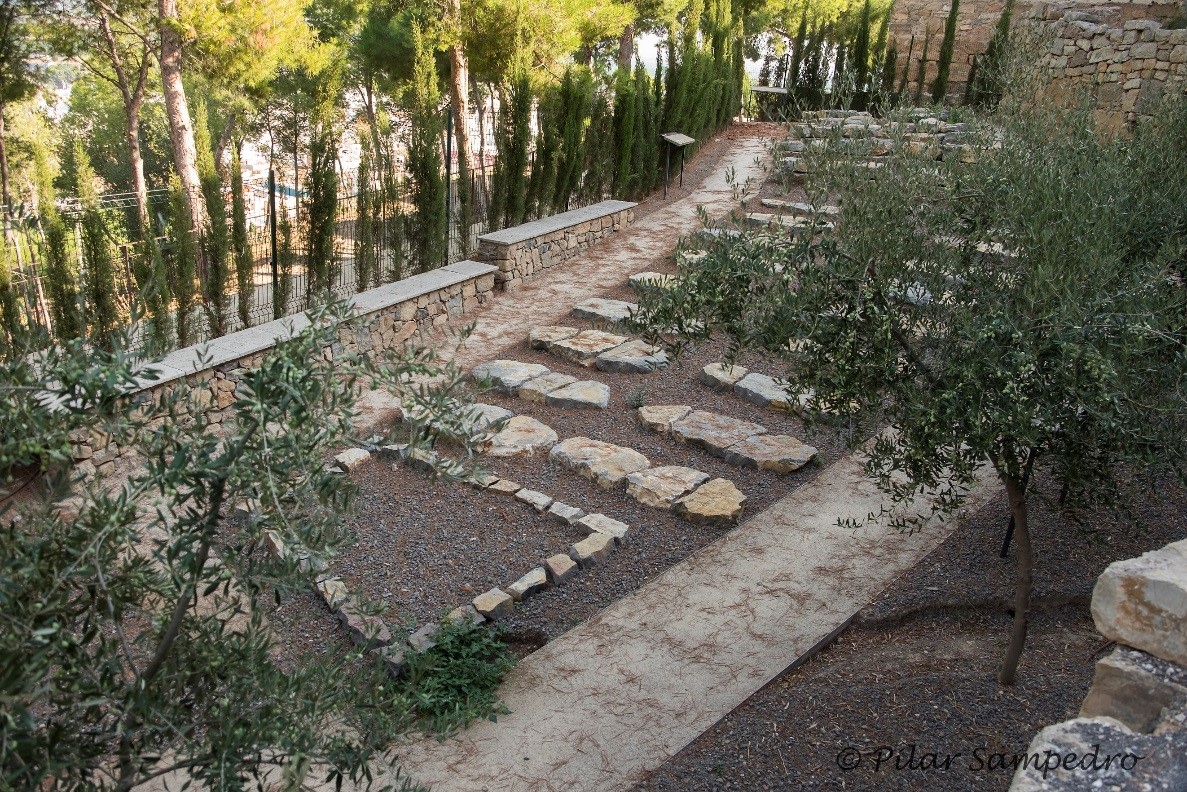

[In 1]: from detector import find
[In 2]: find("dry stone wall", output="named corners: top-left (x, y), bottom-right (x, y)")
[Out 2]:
top-left (69, 261), bottom-right (498, 477)
top-left (475, 200), bottom-right (636, 292)
top-left (1030, 4), bottom-right (1187, 132)
top-left (886, 0), bottom-right (1183, 103)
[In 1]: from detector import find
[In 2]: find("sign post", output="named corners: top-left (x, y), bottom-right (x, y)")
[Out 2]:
top-left (661, 132), bottom-right (695, 199)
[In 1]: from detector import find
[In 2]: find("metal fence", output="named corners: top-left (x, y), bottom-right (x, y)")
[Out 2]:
top-left (1, 149), bottom-right (582, 355)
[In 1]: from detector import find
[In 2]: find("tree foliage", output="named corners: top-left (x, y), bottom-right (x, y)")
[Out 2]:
top-left (636, 99), bottom-right (1187, 684)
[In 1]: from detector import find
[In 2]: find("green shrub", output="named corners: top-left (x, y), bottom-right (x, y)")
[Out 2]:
top-left (400, 617), bottom-right (516, 736)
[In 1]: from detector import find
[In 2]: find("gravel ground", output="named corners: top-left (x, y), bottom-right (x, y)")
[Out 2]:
top-left (632, 473), bottom-right (1187, 792)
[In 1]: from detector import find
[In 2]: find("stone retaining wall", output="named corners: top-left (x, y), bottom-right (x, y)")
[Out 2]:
top-left (1029, 4), bottom-right (1187, 132)
top-left (70, 261), bottom-right (498, 477)
top-left (475, 200), bottom-right (636, 292)
top-left (886, 0), bottom-right (1183, 104)
top-left (1009, 539), bottom-right (1187, 790)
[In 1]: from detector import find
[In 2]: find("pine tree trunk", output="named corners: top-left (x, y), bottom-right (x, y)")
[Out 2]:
top-left (125, 107), bottom-right (149, 239)
top-left (0, 103), bottom-right (11, 217)
top-left (619, 24), bottom-right (635, 71)
top-left (998, 471), bottom-right (1033, 685)
top-left (447, 0), bottom-right (473, 254)
top-left (158, 0), bottom-right (206, 231)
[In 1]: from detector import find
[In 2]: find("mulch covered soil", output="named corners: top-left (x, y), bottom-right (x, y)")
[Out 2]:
top-left (632, 472), bottom-right (1187, 791)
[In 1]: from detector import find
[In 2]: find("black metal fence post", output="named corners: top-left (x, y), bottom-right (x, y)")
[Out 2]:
top-left (445, 106), bottom-right (453, 268)
top-left (268, 169), bottom-right (278, 319)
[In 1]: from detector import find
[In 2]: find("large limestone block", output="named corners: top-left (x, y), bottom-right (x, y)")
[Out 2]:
top-left (1091, 539), bottom-right (1187, 665)
top-left (670, 410), bottom-right (767, 456)
top-left (545, 380), bottom-right (611, 409)
top-left (1008, 716), bottom-right (1187, 791)
top-left (636, 405), bottom-right (691, 434)
top-left (733, 372), bottom-right (794, 410)
top-left (471, 360), bottom-right (551, 394)
top-left (673, 478), bottom-right (746, 527)
top-left (518, 373), bottom-right (578, 403)
top-left (1079, 646), bottom-right (1187, 732)
top-left (572, 298), bottom-right (638, 325)
top-left (626, 466), bottom-right (710, 509)
top-left (721, 434), bottom-right (818, 473)
top-left (483, 416), bottom-right (559, 457)
top-left (551, 330), bottom-right (630, 367)
top-left (550, 437), bottom-right (650, 488)
top-left (595, 340), bottom-right (669, 374)
top-left (529, 325), bottom-right (579, 350)
top-left (700, 362), bottom-right (748, 389)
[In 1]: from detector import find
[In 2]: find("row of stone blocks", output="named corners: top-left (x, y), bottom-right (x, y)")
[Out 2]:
top-left (328, 443), bottom-right (633, 676)
top-left (1009, 539), bottom-right (1187, 790)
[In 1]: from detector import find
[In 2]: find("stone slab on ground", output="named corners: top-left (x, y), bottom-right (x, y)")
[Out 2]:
top-left (486, 479), bottom-right (521, 495)
top-left (518, 373), bottom-right (577, 403)
top-left (544, 553), bottom-right (578, 584)
top-left (514, 488), bottom-right (554, 512)
top-left (389, 445), bottom-right (999, 792)
top-left (1091, 538), bottom-right (1187, 666)
top-left (636, 405), bottom-right (691, 434)
top-left (1009, 716), bottom-right (1187, 792)
top-left (472, 588), bottom-right (514, 620)
top-left (1079, 646), bottom-right (1187, 733)
top-left (507, 568), bottom-right (549, 601)
top-left (722, 434), bottom-right (818, 474)
top-left (568, 532), bottom-right (616, 568)
top-left (550, 437), bottom-right (651, 488)
top-left (545, 380), bottom-right (611, 409)
top-left (626, 466), bottom-right (710, 509)
top-left (670, 410), bottom-right (767, 455)
top-left (550, 330), bottom-right (630, 367)
top-left (334, 448), bottom-right (370, 472)
top-left (529, 326), bottom-right (580, 350)
top-left (483, 416), bottom-right (559, 457)
top-left (673, 478), bottom-right (747, 527)
top-left (733, 372), bottom-right (794, 410)
top-left (595, 340), bottom-right (669, 374)
top-left (700, 362), bottom-right (748, 389)
top-left (547, 501), bottom-right (586, 525)
top-left (575, 513), bottom-right (631, 545)
top-left (459, 403), bottom-right (514, 437)
top-left (572, 298), bottom-right (638, 325)
top-left (471, 360), bottom-right (551, 394)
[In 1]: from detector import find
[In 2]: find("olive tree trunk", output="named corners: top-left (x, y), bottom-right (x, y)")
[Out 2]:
top-left (998, 470), bottom-right (1033, 685)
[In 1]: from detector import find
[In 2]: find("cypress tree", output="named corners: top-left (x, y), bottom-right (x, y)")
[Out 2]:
top-left (553, 68), bottom-right (592, 213)
top-left (853, 0), bottom-right (873, 104)
top-left (931, 0), bottom-right (960, 103)
top-left (963, 53), bottom-right (979, 105)
top-left (612, 68), bottom-right (637, 197)
top-left (490, 71), bottom-right (532, 229)
top-left (168, 175), bottom-right (197, 347)
top-left (274, 208), bottom-right (294, 319)
top-left (0, 236), bottom-right (22, 351)
top-left (897, 34), bottom-right (915, 97)
top-left (790, 10), bottom-right (809, 95)
top-left (913, 28), bottom-right (931, 107)
top-left (880, 45), bottom-right (899, 102)
top-left (36, 148), bottom-right (81, 341)
top-left (354, 136), bottom-right (378, 292)
top-left (75, 141), bottom-right (119, 347)
top-left (970, 0), bottom-right (1014, 107)
top-left (231, 146), bottom-right (253, 328)
top-left (305, 121), bottom-right (339, 299)
top-left (406, 22), bottom-right (446, 272)
top-left (194, 100), bottom-right (230, 338)
top-left (634, 61), bottom-right (658, 195)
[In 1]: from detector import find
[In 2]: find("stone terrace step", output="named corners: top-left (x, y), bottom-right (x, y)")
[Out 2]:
top-left (529, 326), bottom-right (669, 373)
top-left (641, 405), bottom-right (818, 474)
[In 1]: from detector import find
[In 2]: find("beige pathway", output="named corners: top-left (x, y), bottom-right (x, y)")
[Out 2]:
top-left (390, 451), bottom-right (999, 791)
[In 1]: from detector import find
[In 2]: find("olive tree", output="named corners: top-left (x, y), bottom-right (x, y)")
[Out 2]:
top-left (636, 100), bottom-right (1187, 684)
top-left (0, 298), bottom-right (503, 788)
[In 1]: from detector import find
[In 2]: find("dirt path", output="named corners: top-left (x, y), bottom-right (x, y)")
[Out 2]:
top-left (355, 124), bottom-right (775, 425)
